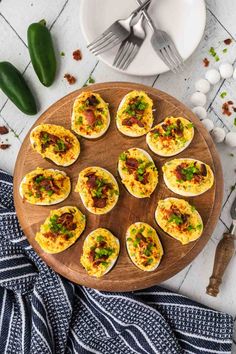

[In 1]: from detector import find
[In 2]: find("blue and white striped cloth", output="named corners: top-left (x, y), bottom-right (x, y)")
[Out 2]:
top-left (0, 169), bottom-right (233, 354)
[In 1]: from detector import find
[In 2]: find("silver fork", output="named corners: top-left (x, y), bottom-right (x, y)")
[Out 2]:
top-left (113, 11), bottom-right (146, 70)
top-left (136, 0), bottom-right (184, 73)
top-left (87, 0), bottom-right (151, 56)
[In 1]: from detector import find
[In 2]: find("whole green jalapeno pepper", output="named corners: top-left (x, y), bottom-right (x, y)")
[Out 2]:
top-left (0, 61), bottom-right (37, 115)
top-left (27, 19), bottom-right (57, 87)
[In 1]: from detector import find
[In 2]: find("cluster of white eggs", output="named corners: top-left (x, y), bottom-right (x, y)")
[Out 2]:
top-left (190, 62), bottom-right (236, 147)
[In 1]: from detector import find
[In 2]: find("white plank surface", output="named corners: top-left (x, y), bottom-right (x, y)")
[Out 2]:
top-left (0, 0), bottom-right (235, 350)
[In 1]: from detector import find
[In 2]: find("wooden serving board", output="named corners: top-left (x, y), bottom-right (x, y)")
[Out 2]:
top-left (13, 82), bottom-right (223, 292)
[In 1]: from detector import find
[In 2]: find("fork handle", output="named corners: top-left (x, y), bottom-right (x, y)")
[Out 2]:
top-left (136, 0), bottom-right (156, 30)
top-left (206, 233), bottom-right (235, 297)
top-left (131, 0), bottom-right (151, 18)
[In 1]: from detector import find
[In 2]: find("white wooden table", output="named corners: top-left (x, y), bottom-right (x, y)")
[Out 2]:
top-left (0, 0), bottom-right (235, 350)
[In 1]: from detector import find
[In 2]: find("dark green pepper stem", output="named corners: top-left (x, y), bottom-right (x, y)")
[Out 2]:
top-left (27, 20), bottom-right (57, 87)
top-left (0, 61), bottom-right (37, 115)
top-left (38, 19), bottom-right (46, 26)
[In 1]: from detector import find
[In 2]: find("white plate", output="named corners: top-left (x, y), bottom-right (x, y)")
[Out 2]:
top-left (80, 0), bottom-right (206, 76)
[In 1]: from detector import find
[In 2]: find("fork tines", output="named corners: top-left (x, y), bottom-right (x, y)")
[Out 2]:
top-left (165, 39), bottom-right (184, 72)
top-left (114, 39), bottom-right (141, 71)
top-left (87, 0), bottom-right (151, 56)
top-left (88, 28), bottom-right (123, 55)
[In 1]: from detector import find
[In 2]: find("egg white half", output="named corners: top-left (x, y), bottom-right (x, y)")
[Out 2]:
top-left (146, 121), bottom-right (194, 157)
top-left (116, 93), bottom-right (153, 137)
top-left (19, 169), bottom-right (71, 205)
top-left (126, 222), bottom-right (163, 271)
top-left (82, 230), bottom-right (120, 276)
top-left (163, 158), bottom-right (214, 197)
top-left (71, 92), bottom-right (111, 139)
top-left (155, 197), bottom-right (203, 243)
top-left (118, 148), bottom-right (157, 198)
top-left (30, 125), bottom-right (80, 167)
top-left (78, 167), bottom-right (119, 215)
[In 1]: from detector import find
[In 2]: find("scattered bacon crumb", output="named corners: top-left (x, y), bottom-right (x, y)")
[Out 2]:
top-left (203, 58), bottom-right (210, 67)
top-left (228, 100), bottom-right (233, 105)
top-left (222, 102), bottom-right (232, 116)
top-left (64, 73), bottom-right (76, 85)
top-left (224, 38), bottom-right (232, 45)
top-left (0, 144), bottom-right (11, 150)
top-left (0, 126), bottom-right (9, 135)
top-left (73, 49), bottom-right (82, 61)
top-left (233, 107), bottom-right (236, 112)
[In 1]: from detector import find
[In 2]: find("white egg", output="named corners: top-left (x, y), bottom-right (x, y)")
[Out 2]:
top-left (225, 132), bottom-right (236, 147)
top-left (201, 119), bottom-right (214, 132)
top-left (211, 127), bottom-right (226, 143)
top-left (205, 69), bottom-right (221, 85)
top-left (219, 62), bottom-right (233, 79)
top-left (192, 106), bottom-right (207, 120)
top-left (195, 79), bottom-right (211, 94)
top-left (190, 92), bottom-right (207, 107)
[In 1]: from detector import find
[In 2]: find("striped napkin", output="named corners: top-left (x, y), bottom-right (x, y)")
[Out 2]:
top-left (0, 169), bottom-right (233, 354)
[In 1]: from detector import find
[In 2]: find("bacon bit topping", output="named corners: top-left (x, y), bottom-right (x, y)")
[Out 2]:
top-left (203, 58), bottom-right (210, 67)
top-left (32, 174), bottom-right (64, 198)
top-left (0, 144), bottom-right (10, 150)
top-left (0, 126), bottom-right (9, 135)
top-left (222, 102), bottom-right (232, 116)
top-left (224, 38), bottom-right (232, 45)
top-left (78, 95), bottom-right (103, 128)
top-left (92, 196), bottom-right (107, 208)
top-left (86, 95), bottom-right (99, 107)
top-left (57, 213), bottom-right (77, 231)
top-left (153, 119), bottom-right (184, 140)
top-left (32, 174), bottom-right (61, 197)
top-left (151, 128), bottom-right (160, 135)
top-left (200, 164), bottom-right (207, 176)
top-left (135, 171), bottom-right (149, 185)
top-left (40, 131), bottom-right (58, 145)
top-left (64, 73), bottom-right (76, 85)
top-left (175, 119), bottom-right (184, 136)
top-left (124, 156), bottom-right (154, 184)
top-left (40, 179), bottom-right (59, 193)
top-left (141, 172), bottom-right (149, 185)
top-left (129, 231), bottom-right (155, 264)
top-left (85, 173), bottom-right (97, 189)
top-left (136, 233), bottom-right (147, 246)
top-left (45, 212), bottom-right (76, 240)
top-left (122, 116), bottom-right (144, 127)
top-left (121, 96), bottom-right (148, 128)
top-left (43, 231), bottom-right (57, 240)
top-left (89, 248), bottom-right (96, 262)
top-left (174, 162), bottom-right (207, 182)
top-left (84, 109), bottom-right (97, 126)
top-left (88, 238), bottom-right (114, 268)
top-left (39, 131), bottom-right (72, 153)
top-left (175, 165), bottom-right (186, 181)
top-left (85, 173), bottom-right (114, 209)
top-left (168, 205), bottom-right (189, 227)
top-left (125, 158), bottom-right (139, 172)
top-left (73, 49), bottom-right (82, 61)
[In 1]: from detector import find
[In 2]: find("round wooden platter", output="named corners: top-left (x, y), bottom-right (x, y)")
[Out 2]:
top-left (14, 82), bottom-right (223, 292)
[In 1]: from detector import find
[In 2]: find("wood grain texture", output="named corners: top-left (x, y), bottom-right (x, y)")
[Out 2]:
top-left (13, 82), bottom-right (223, 291)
